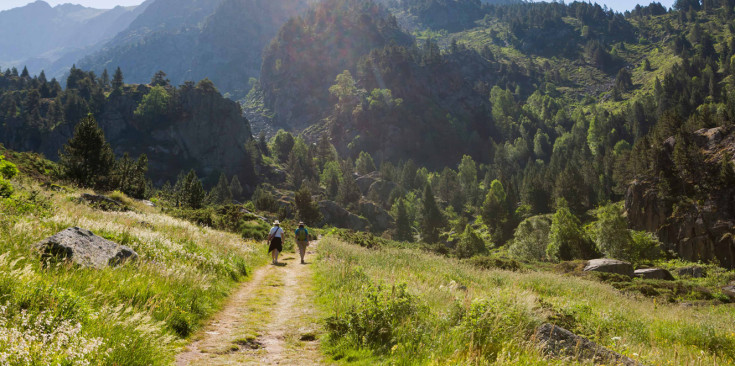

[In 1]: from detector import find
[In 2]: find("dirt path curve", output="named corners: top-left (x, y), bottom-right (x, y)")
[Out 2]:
top-left (175, 241), bottom-right (325, 366)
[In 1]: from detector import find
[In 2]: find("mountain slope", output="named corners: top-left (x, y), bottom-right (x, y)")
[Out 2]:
top-left (0, 1), bottom-right (146, 78)
top-left (259, 0), bottom-right (414, 130)
top-left (78, 0), bottom-right (309, 98)
top-left (0, 68), bottom-right (255, 187)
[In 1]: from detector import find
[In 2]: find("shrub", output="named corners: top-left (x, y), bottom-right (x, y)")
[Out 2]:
top-left (456, 298), bottom-right (535, 361)
top-left (455, 225), bottom-right (487, 259)
top-left (547, 199), bottom-right (595, 261)
top-left (325, 283), bottom-right (419, 353)
top-left (337, 230), bottom-right (387, 249)
top-left (508, 215), bottom-right (551, 261)
top-left (629, 230), bottom-right (664, 263)
top-left (0, 178), bottom-right (13, 197)
top-left (0, 155), bottom-right (19, 179)
top-left (253, 186), bottom-right (277, 212)
top-left (590, 202), bottom-right (632, 260)
top-left (241, 220), bottom-right (270, 240)
top-left (464, 256), bottom-right (521, 271)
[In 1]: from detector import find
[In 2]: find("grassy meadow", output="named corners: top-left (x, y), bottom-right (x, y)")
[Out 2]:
top-left (314, 236), bottom-right (735, 366)
top-left (0, 174), bottom-right (265, 364)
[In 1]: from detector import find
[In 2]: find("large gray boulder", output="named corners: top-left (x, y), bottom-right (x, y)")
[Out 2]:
top-left (34, 227), bottom-right (138, 269)
top-left (535, 323), bottom-right (642, 366)
top-left (634, 268), bottom-right (675, 281)
top-left (583, 259), bottom-right (634, 277)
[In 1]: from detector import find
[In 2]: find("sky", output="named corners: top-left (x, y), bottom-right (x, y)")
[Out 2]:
top-left (0, 0), bottom-right (679, 12)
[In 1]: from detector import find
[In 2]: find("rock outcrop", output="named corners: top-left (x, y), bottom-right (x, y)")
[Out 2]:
top-left (535, 323), bottom-right (641, 366)
top-left (634, 268), bottom-right (675, 281)
top-left (356, 172), bottom-right (381, 196)
top-left (318, 200), bottom-right (369, 231)
top-left (80, 193), bottom-right (125, 211)
top-left (677, 266), bottom-right (706, 278)
top-left (34, 227), bottom-right (138, 269)
top-left (722, 284), bottom-right (735, 299)
top-left (583, 259), bottom-right (634, 277)
top-left (359, 201), bottom-right (394, 232)
top-left (625, 127), bottom-right (735, 269)
top-left (0, 82), bottom-right (255, 187)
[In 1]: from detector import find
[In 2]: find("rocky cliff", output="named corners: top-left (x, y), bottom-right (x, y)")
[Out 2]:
top-left (625, 127), bottom-right (735, 269)
top-left (0, 80), bottom-right (254, 187)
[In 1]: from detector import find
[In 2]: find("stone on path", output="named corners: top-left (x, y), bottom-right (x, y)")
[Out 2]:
top-left (34, 227), bottom-right (138, 269)
top-left (535, 323), bottom-right (642, 366)
top-left (583, 259), bottom-right (634, 277)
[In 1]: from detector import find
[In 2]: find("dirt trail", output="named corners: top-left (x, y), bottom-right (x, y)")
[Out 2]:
top-left (175, 242), bottom-right (325, 365)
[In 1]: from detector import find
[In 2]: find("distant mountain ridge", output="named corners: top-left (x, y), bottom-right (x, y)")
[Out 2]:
top-left (0, 0), bottom-right (148, 78)
top-left (77, 0), bottom-right (310, 99)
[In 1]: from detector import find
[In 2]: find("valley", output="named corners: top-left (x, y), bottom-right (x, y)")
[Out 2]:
top-left (1, 0), bottom-right (735, 365)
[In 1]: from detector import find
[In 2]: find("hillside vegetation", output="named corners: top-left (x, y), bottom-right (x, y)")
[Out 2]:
top-left (316, 235), bottom-right (735, 365)
top-left (0, 148), bottom-right (263, 365)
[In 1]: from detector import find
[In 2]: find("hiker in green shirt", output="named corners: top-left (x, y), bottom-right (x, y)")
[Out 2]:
top-left (295, 222), bottom-right (309, 264)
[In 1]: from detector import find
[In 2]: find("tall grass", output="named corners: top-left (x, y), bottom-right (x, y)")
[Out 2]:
top-left (315, 236), bottom-right (735, 365)
top-left (0, 181), bottom-right (265, 365)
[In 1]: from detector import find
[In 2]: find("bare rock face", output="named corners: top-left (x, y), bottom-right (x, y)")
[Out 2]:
top-left (34, 227), bottom-right (138, 269)
top-left (634, 268), bottom-right (675, 281)
top-left (583, 259), bottom-right (634, 277)
top-left (535, 323), bottom-right (642, 366)
top-left (625, 127), bottom-right (735, 269)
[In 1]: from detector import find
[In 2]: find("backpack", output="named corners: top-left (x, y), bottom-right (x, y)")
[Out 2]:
top-left (296, 228), bottom-right (308, 241)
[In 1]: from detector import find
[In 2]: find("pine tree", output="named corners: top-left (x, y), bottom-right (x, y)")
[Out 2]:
top-left (59, 114), bottom-right (115, 188)
top-left (112, 67), bottom-right (124, 92)
top-left (211, 173), bottom-right (233, 204)
top-left (394, 198), bottom-right (412, 242)
top-left (100, 69), bottom-right (110, 89)
top-left (455, 225), bottom-right (487, 259)
top-left (546, 199), bottom-right (591, 262)
top-left (151, 70), bottom-right (170, 87)
top-left (355, 151), bottom-right (376, 175)
top-left (337, 174), bottom-right (361, 210)
top-left (295, 186), bottom-right (322, 225)
top-left (20, 66), bottom-right (29, 78)
top-left (179, 170), bottom-right (205, 209)
top-left (421, 184), bottom-right (445, 243)
top-left (230, 175), bottom-right (244, 200)
top-left (481, 179), bottom-right (508, 239)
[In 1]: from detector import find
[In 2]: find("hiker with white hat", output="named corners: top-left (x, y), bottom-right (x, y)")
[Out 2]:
top-left (267, 220), bottom-right (284, 265)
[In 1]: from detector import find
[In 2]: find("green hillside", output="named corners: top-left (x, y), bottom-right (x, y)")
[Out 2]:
top-left (0, 148), bottom-right (264, 364)
top-left (1, 0), bottom-right (735, 364)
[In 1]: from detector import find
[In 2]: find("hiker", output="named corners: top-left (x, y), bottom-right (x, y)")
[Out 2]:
top-left (294, 222), bottom-right (310, 264)
top-left (267, 220), bottom-right (284, 265)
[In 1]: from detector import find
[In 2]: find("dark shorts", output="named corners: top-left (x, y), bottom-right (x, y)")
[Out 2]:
top-left (269, 237), bottom-right (283, 253)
